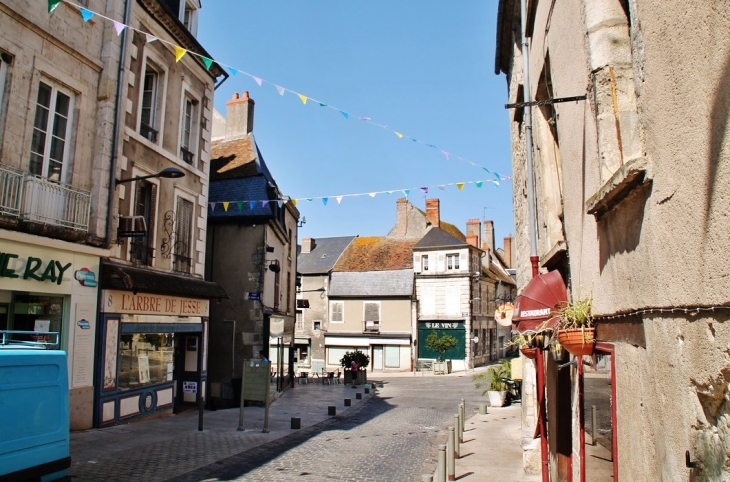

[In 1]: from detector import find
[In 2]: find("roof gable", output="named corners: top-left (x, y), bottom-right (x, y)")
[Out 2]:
top-left (414, 227), bottom-right (469, 249)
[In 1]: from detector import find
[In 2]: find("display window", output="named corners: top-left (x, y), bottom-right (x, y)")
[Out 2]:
top-left (5, 293), bottom-right (65, 344)
top-left (118, 333), bottom-right (175, 391)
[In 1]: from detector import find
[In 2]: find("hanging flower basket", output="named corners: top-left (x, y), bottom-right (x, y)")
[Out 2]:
top-left (557, 328), bottom-right (595, 356)
top-left (520, 346), bottom-right (538, 359)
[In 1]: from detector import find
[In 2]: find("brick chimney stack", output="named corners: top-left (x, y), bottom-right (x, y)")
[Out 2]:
top-left (425, 199), bottom-right (440, 228)
top-left (503, 235), bottom-right (512, 268)
top-left (482, 220), bottom-right (495, 254)
top-left (466, 218), bottom-right (480, 248)
top-left (301, 238), bottom-right (315, 254)
top-left (225, 91), bottom-right (255, 139)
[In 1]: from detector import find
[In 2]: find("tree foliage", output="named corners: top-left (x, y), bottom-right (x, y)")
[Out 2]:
top-left (425, 331), bottom-right (458, 361)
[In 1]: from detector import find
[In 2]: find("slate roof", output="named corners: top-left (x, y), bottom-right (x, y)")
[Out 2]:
top-left (413, 227), bottom-right (470, 250)
top-left (411, 205), bottom-right (466, 242)
top-left (297, 236), bottom-right (357, 274)
top-left (334, 237), bottom-right (417, 272)
top-left (209, 133), bottom-right (281, 219)
top-left (329, 270), bottom-right (414, 297)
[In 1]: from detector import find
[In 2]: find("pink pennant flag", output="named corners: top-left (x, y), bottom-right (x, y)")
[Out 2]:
top-left (360, 117), bottom-right (371, 121)
top-left (456, 183), bottom-right (465, 190)
top-left (275, 85), bottom-right (285, 96)
top-left (420, 187), bottom-right (428, 194)
top-left (252, 76), bottom-right (263, 86)
top-left (441, 151), bottom-right (450, 161)
top-left (262, 200), bottom-right (269, 207)
top-left (113, 21), bottom-right (126, 36)
top-left (335, 196), bottom-right (343, 204)
top-left (297, 94), bottom-right (308, 105)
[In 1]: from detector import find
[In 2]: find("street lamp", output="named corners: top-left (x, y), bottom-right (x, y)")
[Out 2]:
top-left (115, 167), bottom-right (185, 187)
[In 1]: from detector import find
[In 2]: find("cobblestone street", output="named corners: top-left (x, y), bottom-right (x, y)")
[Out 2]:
top-left (173, 375), bottom-right (485, 482)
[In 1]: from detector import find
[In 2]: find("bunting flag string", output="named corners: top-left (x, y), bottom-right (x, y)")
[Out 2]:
top-left (52, 0), bottom-right (510, 178)
top-left (206, 176), bottom-right (511, 212)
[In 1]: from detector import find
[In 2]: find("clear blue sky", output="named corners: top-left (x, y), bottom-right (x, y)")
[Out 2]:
top-left (198, 1), bottom-right (514, 248)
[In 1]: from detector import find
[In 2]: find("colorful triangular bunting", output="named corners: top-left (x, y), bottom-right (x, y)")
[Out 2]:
top-left (80, 8), bottom-right (94, 22)
top-left (174, 46), bottom-right (187, 62)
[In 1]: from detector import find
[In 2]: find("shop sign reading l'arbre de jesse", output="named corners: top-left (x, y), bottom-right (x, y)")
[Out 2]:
top-left (0, 251), bottom-right (97, 287)
top-left (102, 289), bottom-right (210, 317)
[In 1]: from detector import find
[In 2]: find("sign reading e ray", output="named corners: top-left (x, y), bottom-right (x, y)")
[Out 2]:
top-left (0, 252), bottom-right (72, 285)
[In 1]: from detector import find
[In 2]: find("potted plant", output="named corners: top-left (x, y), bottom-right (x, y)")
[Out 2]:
top-left (425, 331), bottom-right (458, 374)
top-left (472, 359), bottom-right (511, 407)
top-left (340, 350), bottom-right (370, 384)
top-left (555, 297), bottom-right (594, 356)
top-left (505, 333), bottom-right (537, 359)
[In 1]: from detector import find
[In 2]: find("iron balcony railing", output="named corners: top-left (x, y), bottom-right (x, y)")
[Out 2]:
top-left (0, 165), bottom-right (24, 218)
top-left (21, 174), bottom-right (91, 231)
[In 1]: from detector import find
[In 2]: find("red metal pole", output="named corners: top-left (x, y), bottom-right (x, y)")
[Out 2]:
top-left (530, 256), bottom-right (540, 278)
top-left (535, 347), bottom-right (549, 482)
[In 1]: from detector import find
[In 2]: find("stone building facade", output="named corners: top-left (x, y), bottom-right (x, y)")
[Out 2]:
top-left (496, 0), bottom-right (730, 480)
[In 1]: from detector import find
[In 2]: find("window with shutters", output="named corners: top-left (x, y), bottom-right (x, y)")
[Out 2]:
top-left (295, 312), bottom-right (303, 331)
top-left (422, 255), bottom-right (429, 272)
top-left (130, 180), bottom-right (157, 266)
top-left (173, 196), bottom-right (193, 273)
top-left (446, 253), bottom-right (459, 270)
top-left (138, 55), bottom-right (165, 144)
top-left (364, 302), bottom-right (380, 322)
top-left (330, 301), bottom-right (343, 323)
top-left (29, 80), bottom-right (73, 182)
top-left (0, 53), bottom-right (9, 124)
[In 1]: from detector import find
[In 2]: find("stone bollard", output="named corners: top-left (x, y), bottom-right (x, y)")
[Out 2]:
top-left (592, 405), bottom-right (597, 446)
top-left (447, 426), bottom-right (455, 481)
top-left (356, 392), bottom-right (362, 400)
top-left (328, 406), bottom-right (336, 416)
top-left (291, 417), bottom-right (301, 429)
top-left (457, 410), bottom-right (463, 444)
top-left (479, 403), bottom-right (488, 415)
top-left (437, 444), bottom-right (447, 482)
top-left (454, 414), bottom-right (461, 458)
top-left (365, 387), bottom-right (370, 394)
top-left (460, 400), bottom-right (465, 432)
top-left (422, 475), bottom-right (433, 482)
top-left (344, 398), bottom-right (351, 407)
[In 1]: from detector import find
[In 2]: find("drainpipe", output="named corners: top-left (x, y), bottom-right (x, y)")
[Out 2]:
top-left (105, 0), bottom-right (132, 248)
top-left (520, 0), bottom-right (549, 480)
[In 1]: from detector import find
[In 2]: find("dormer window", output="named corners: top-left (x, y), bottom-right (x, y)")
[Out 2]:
top-left (180, 0), bottom-right (200, 36)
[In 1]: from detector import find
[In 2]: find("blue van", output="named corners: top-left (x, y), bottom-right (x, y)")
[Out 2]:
top-left (0, 331), bottom-right (70, 481)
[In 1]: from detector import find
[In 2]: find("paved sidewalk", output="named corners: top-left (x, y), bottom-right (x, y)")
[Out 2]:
top-left (69, 381), bottom-right (375, 481)
top-left (439, 403), bottom-right (540, 482)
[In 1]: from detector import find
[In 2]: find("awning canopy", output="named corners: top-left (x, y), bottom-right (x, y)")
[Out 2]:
top-left (512, 270), bottom-right (567, 334)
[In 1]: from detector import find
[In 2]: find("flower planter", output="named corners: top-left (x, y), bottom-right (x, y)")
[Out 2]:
top-left (557, 328), bottom-right (595, 356)
top-left (487, 390), bottom-right (507, 407)
top-left (520, 347), bottom-right (537, 359)
top-left (433, 361), bottom-right (452, 375)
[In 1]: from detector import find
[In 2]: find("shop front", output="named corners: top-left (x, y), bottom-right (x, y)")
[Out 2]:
top-left (95, 262), bottom-right (226, 427)
top-left (0, 234), bottom-right (105, 430)
top-left (417, 321), bottom-right (467, 370)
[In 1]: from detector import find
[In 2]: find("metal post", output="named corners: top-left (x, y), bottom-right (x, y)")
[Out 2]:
top-left (438, 444), bottom-right (447, 482)
top-left (592, 405), bottom-right (598, 446)
top-left (454, 414), bottom-right (461, 458)
top-left (237, 359), bottom-right (246, 431)
top-left (263, 368), bottom-right (271, 433)
top-left (447, 426), bottom-right (455, 481)
top-left (535, 348), bottom-right (549, 482)
top-left (460, 400), bottom-right (466, 433)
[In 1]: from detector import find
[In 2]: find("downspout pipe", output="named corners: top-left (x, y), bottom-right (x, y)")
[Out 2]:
top-left (520, 0), bottom-right (540, 279)
top-left (520, 0), bottom-right (548, 480)
top-left (105, 0), bottom-right (133, 248)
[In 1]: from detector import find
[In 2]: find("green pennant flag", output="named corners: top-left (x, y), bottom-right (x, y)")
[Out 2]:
top-left (48, 0), bottom-right (62, 13)
top-left (236, 201), bottom-right (243, 211)
top-left (202, 57), bottom-right (213, 71)
top-left (319, 103), bottom-right (327, 107)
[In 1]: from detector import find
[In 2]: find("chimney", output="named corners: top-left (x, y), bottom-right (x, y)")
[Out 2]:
top-left (225, 91), bottom-right (255, 139)
top-left (466, 218), bottom-right (480, 248)
top-left (481, 220), bottom-right (495, 254)
top-left (425, 199), bottom-right (440, 228)
top-left (393, 198), bottom-right (410, 237)
top-left (301, 238), bottom-right (315, 254)
top-left (503, 235), bottom-right (512, 268)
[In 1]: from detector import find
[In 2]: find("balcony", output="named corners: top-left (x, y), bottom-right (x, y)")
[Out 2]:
top-left (0, 166), bottom-right (91, 233)
top-left (21, 174), bottom-right (91, 231)
top-left (363, 320), bottom-right (380, 333)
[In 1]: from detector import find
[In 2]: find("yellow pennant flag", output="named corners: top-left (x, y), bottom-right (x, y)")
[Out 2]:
top-left (456, 183), bottom-right (465, 190)
top-left (395, 132), bottom-right (404, 138)
top-left (174, 46), bottom-right (187, 62)
top-left (292, 199), bottom-right (298, 206)
top-left (297, 94), bottom-right (308, 105)
top-left (223, 202), bottom-right (229, 212)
